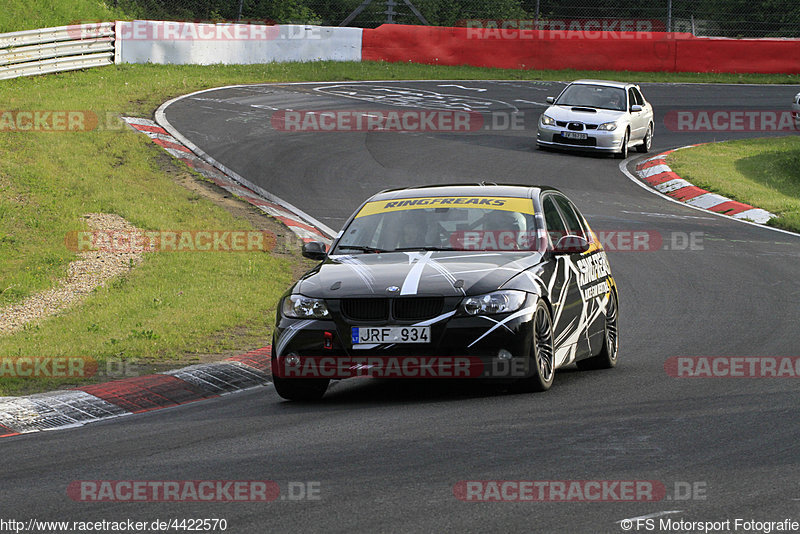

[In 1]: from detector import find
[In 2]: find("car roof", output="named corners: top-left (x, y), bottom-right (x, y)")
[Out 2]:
top-left (569, 79), bottom-right (634, 89)
top-left (369, 183), bottom-right (556, 201)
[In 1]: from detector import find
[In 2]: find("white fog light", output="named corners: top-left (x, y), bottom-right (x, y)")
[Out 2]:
top-left (497, 349), bottom-right (513, 361)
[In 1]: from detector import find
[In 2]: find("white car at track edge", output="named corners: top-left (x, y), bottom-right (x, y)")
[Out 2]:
top-left (537, 79), bottom-right (654, 159)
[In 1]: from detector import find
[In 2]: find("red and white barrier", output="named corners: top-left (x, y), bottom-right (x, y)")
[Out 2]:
top-left (636, 148), bottom-right (776, 224)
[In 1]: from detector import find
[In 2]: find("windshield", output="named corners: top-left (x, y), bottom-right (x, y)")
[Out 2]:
top-left (333, 196), bottom-right (539, 253)
top-left (555, 84), bottom-right (626, 112)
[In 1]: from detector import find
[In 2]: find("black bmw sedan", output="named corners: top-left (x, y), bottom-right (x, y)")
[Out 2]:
top-left (271, 184), bottom-right (618, 400)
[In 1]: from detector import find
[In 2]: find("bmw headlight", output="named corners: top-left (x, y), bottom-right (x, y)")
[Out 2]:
top-left (597, 122), bottom-right (618, 131)
top-left (461, 290), bottom-right (527, 316)
top-left (540, 114), bottom-right (556, 126)
top-left (282, 295), bottom-right (330, 319)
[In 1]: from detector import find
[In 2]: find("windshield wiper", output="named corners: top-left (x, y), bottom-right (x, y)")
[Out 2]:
top-left (335, 245), bottom-right (387, 254)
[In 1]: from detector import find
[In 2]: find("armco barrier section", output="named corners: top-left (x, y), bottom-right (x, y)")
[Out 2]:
top-left (361, 24), bottom-right (800, 74)
top-left (116, 21), bottom-right (362, 65)
top-left (0, 23), bottom-right (115, 80)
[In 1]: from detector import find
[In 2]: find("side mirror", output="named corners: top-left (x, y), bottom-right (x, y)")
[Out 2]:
top-left (302, 241), bottom-right (328, 260)
top-left (630, 104), bottom-right (643, 112)
top-left (546, 96), bottom-right (555, 104)
top-left (553, 235), bottom-right (590, 255)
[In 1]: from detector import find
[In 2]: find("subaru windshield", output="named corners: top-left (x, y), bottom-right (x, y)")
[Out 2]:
top-left (555, 84), bottom-right (626, 112)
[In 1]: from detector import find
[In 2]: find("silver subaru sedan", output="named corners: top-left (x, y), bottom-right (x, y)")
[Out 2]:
top-left (536, 79), bottom-right (654, 158)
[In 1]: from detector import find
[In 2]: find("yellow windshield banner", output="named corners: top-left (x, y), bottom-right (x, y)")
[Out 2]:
top-left (355, 196), bottom-right (535, 218)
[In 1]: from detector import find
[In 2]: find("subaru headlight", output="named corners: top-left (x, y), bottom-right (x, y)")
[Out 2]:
top-left (282, 295), bottom-right (330, 318)
top-left (597, 122), bottom-right (618, 131)
top-left (540, 114), bottom-right (556, 126)
top-left (461, 290), bottom-right (527, 316)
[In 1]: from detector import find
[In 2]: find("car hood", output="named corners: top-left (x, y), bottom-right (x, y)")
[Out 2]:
top-left (295, 251), bottom-right (544, 298)
top-left (545, 105), bottom-right (626, 124)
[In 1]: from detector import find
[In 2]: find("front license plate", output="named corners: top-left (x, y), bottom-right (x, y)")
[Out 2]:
top-left (352, 326), bottom-right (430, 345)
top-left (562, 131), bottom-right (588, 140)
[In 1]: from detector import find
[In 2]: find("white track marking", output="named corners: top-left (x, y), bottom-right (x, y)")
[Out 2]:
top-left (155, 86), bottom-right (336, 239)
top-left (514, 99), bottom-right (549, 106)
top-left (437, 84), bottom-right (487, 92)
top-left (620, 210), bottom-right (715, 221)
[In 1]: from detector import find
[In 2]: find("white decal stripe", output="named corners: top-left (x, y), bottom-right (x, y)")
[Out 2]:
top-left (276, 319), bottom-right (314, 356)
top-left (423, 260), bottom-right (465, 295)
top-left (520, 270), bottom-right (547, 289)
top-left (449, 266), bottom-right (521, 276)
top-left (400, 251), bottom-right (433, 295)
top-left (468, 305), bottom-right (537, 348)
top-left (554, 317), bottom-right (578, 346)
top-left (425, 260), bottom-right (458, 284)
top-left (413, 310), bottom-right (456, 327)
top-left (479, 315), bottom-right (515, 334)
top-left (337, 255), bottom-right (376, 292)
top-left (434, 253), bottom-right (502, 260)
top-left (550, 261), bottom-right (571, 330)
top-left (554, 345), bottom-right (573, 367)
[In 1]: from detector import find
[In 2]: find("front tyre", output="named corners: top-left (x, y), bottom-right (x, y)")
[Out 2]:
top-left (272, 376), bottom-right (329, 401)
top-left (614, 129), bottom-right (629, 159)
top-left (576, 291), bottom-right (619, 370)
top-left (516, 300), bottom-right (555, 392)
top-left (636, 123), bottom-right (653, 153)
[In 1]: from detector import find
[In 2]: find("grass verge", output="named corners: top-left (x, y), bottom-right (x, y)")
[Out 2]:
top-left (666, 136), bottom-right (800, 232)
top-left (0, 0), bottom-right (128, 33)
top-left (1, 61), bottom-right (799, 396)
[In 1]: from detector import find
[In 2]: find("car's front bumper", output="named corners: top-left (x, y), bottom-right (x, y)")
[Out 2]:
top-left (536, 124), bottom-right (626, 152)
top-left (271, 298), bottom-right (539, 380)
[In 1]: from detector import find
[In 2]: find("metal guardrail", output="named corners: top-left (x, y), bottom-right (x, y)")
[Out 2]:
top-left (0, 23), bottom-right (115, 80)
